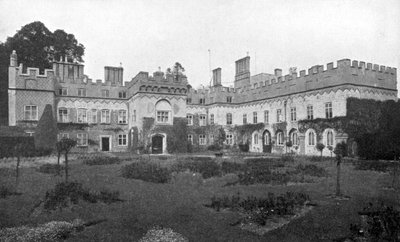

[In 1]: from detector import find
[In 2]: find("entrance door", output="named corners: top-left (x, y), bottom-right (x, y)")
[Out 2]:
top-left (262, 130), bottom-right (272, 153)
top-left (101, 137), bottom-right (110, 151)
top-left (152, 135), bottom-right (163, 154)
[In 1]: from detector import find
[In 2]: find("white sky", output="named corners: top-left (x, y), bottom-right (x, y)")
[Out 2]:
top-left (1, 0), bottom-right (399, 89)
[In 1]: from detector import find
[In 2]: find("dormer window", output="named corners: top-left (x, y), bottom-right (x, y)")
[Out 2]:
top-left (102, 90), bottom-right (109, 98)
top-left (119, 91), bottom-right (127, 98)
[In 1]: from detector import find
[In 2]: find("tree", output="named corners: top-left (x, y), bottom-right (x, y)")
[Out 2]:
top-left (172, 62), bottom-right (185, 81)
top-left (57, 138), bottom-right (77, 182)
top-left (316, 143), bottom-right (325, 158)
top-left (334, 141), bottom-right (347, 197)
top-left (34, 104), bottom-right (58, 151)
top-left (285, 141), bottom-right (293, 154)
top-left (14, 143), bottom-right (25, 192)
top-left (215, 127), bottom-right (226, 147)
top-left (327, 145), bottom-right (333, 158)
top-left (52, 29), bottom-right (85, 63)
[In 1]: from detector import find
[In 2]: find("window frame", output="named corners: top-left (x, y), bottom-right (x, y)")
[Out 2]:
top-left (77, 133), bottom-right (88, 147)
top-left (264, 110), bottom-right (269, 124)
top-left (58, 108), bottom-right (69, 123)
top-left (199, 115), bottom-right (206, 126)
top-left (101, 109), bottom-right (111, 124)
top-left (276, 109), bottom-right (282, 122)
top-left (226, 113), bottom-right (232, 125)
top-left (156, 110), bottom-right (170, 123)
top-left (308, 131), bottom-right (316, 146)
top-left (101, 89), bottom-right (110, 98)
top-left (199, 134), bottom-right (206, 145)
top-left (307, 105), bottom-right (314, 120)
top-left (187, 134), bottom-right (193, 144)
top-left (290, 107), bottom-right (296, 122)
top-left (118, 110), bottom-right (127, 124)
top-left (226, 134), bottom-right (233, 145)
top-left (210, 114), bottom-right (214, 125)
top-left (59, 88), bottom-right (68, 96)
top-left (325, 102), bottom-right (333, 119)
top-left (90, 109), bottom-right (97, 123)
top-left (277, 132), bottom-right (284, 146)
top-left (77, 88), bottom-right (86, 97)
top-left (243, 114), bottom-right (247, 124)
top-left (118, 134), bottom-right (127, 146)
top-left (253, 112), bottom-right (258, 124)
top-left (77, 108), bottom-right (87, 123)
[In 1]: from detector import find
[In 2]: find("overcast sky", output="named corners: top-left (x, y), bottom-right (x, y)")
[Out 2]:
top-left (1, 0), bottom-right (399, 89)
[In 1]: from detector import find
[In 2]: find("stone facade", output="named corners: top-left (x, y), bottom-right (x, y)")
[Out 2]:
top-left (7, 50), bottom-right (398, 155)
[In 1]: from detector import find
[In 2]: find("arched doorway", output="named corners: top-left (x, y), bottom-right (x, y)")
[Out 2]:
top-left (152, 134), bottom-right (164, 154)
top-left (262, 130), bottom-right (272, 153)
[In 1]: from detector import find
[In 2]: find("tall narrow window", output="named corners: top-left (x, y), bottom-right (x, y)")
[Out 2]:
top-left (226, 113), bottom-right (232, 125)
top-left (187, 114), bottom-right (193, 125)
top-left (307, 105), bottom-right (314, 120)
top-left (253, 112), bottom-right (258, 123)
top-left (291, 131), bottom-right (298, 146)
top-left (187, 134), bottom-right (193, 144)
top-left (119, 91), bottom-right (126, 98)
top-left (199, 134), bottom-right (206, 145)
top-left (118, 110), bottom-right (127, 124)
top-left (264, 110), bottom-right (269, 124)
top-left (199, 98), bottom-right (205, 104)
top-left (78, 88), bottom-right (86, 97)
top-left (58, 108), bottom-right (68, 123)
top-left (210, 114), bottom-right (214, 125)
top-left (276, 109), bottom-right (282, 122)
top-left (254, 133), bottom-right (259, 145)
top-left (101, 109), bottom-right (110, 123)
top-left (325, 102), bottom-right (333, 119)
top-left (227, 96), bottom-right (232, 103)
top-left (243, 114), bottom-right (247, 124)
top-left (186, 98), bottom-right (192, 104)
top-left (290, 107), bottom-right (296, 122)
top-left (308, 131), bottom-right (316, 146)
top-left (77, 133), bottom-right (88, 146)
top-left (277, 132), bottom-right (284, 145)
top-left (77, 108), bottom-right (87, 123)
top-left (327, 130), bottom-right (334, 146)
top-left (226, 134), bottom-right (233, 145)
top-left (91, 109), bottom-right (97, 123)
top-left (199, 115), bottom-right (206, 126)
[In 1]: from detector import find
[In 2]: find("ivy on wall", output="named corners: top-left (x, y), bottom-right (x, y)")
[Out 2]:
top-left (57, 122), bottom-right (90, 131)
top-left (233, 123), bottom-right (265, 144)
top-left (298, 117), bottom-right (347, 140)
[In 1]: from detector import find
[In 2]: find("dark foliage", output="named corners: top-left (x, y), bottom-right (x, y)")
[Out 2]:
top-left (221, 161), bottom-right (247, 174)
top-left (34, 104), bottom-right (58, 151)
top-left (295, 164), bottom-right (327, 177)
top-left (238, 143), bottom-right (250, 152)
top-left (207, 144), bottom-right (222, 151)
top-left (43, 182), bottom-right (121, 210)
top-left (0, 136), bottom-right (52, 158)
top-left (83, 156), bottom-right (121, 166)
top-left (121, 161), bottom-right (170, 183)
top-left (0, 186), bottom-right (17, 199)
top-left (172, 158), bottom-right (221, 179)
top-left (37, 163), bottom-right (64, 174)
top-left (353, 160), bottom-right (397, 172)
top-left (280, 154), bottom-right (295, 163)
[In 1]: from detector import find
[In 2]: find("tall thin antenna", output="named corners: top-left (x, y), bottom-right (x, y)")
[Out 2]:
top-left (208, 49), bottom-right (212, 87)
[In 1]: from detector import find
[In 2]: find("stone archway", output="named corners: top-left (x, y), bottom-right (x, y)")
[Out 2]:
top-left (262, 129), bottom-right (272, 153)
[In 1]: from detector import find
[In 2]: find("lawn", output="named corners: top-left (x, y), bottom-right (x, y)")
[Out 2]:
top-left (0, 153), bottom-right (399, 241)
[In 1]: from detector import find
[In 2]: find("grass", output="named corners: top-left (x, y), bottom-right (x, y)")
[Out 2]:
top-left (0, 153), bottom-right (399, 241)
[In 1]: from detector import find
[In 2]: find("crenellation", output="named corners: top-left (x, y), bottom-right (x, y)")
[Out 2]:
top-left (317, 65), bottom-right (324, 73)
top-left (299, 70), bottom-right (306, 77)
top-left (367, 63), bottom-right (372, 69)
top-left (351, 60), bottom-right (358, 67)
top-left (327, 62), bottom-right (334, 70)
top-left (284, 75), bottom-right (290, 81)
top-left (359, 61), bottom-right (365, 69)
top-left (373, 64), bottom-right (379, 71)
top-left (337, 59), bottom-right (351, 68)
top-left (380, 65), bottom-right (386, 72)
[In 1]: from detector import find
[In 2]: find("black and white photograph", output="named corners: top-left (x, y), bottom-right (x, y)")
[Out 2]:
top-left (0, 0), bottom-right (399, 241)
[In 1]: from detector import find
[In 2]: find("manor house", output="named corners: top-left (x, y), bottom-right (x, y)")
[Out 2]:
top-left (7, 51), bottom-right (398, 156)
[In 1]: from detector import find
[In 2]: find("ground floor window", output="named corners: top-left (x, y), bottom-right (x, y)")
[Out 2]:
top-left (77, 133), bottom-right (88, 146)
top-left (118, 134), bottom-right (127, 146)
top-left (226, 134), bottom-right (233, 145)
top-left (290, 131), bottom-right (298, 146)
top-left (187, 134), bottom-right (193, 144)
top-left (277, 132), bottom-right (284, 146)
top-left (199, 134), bottom-right (206, 145)
top-left (254, 133), bottom-right (259, 145)
top-left (308, 131), bottom-right (316, 146)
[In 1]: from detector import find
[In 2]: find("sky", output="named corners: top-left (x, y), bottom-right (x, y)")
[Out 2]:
top-left (0, 0), bottom-right (399, 89)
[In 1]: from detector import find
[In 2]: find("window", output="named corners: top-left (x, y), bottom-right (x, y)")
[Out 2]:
top-left (327, 130), bottom-right (334, 146)
top-left (277, 132), bottom-right (284, 145)
top-left (291, 131), bottom-right (298, 146)
top-left (227, 96), bottom-right (232, 103)
top-left (118, 110), bottom-right (127, 124)
top-left (118, 134), bottom-right (127, 146)
top-left (199, 134), bottom-right (206, 145)
top-left (77, 133), bottom-right (88, 146)
top-left (226, 113), bottom-right (232, 125)
top-left (277, 109), bottom-right (282, 122)
top-left (290, 107), bottom-right (296, 122)
top-left (325, 102), bottom-right (333, 119)
top-left (102, 90), bottom-right (109, 98)
top-left (199, 115), bottom-right (206, 126)
top-left (264, 110), bottom-right (269, 124)
top-left (264, 132), bottom-right (270, 145)
top-left (187, 134), bottom-right (193, 144)
top-left (157, 111), bottom-right (169, 123)
top-left (68, 65), bottom-right (74, 78)
top-left (243, 114), bottom-right (247, 124)
top-left (24, 105), bottom-right (38, 120)
top-left (58, 108), bottom-right (68, 123)
top-left (133, 110), bottom-right (136, 122)
top-left (59, 88), bottom-right (68, 96)
top-left (253, 112), bottom-right (258, 124)
top-left (308, 131), bottom-right (316, 146)
top-left (226, 134), bottom-right (233, 145)
top-left (210, 114), bottom-right (214, 125)
top-left (77, 108), bottom-right (87, 123)
top-left (90, 109), bottom-right (97, 123)
top-left (26, 131), bottom-right (35, 136)
top-left (119, 91), bottom-right (126, 98)
top-left (307, 105), bottom-right (314, 120)
top-left (187, 114), bottom-right (193, 125)
top-left (101, 109), bottom-right (111, 123)
top-left (199, 98), bottom-right (205, 105)
top-left (186, 98), bottom-right (192, 104)
top-left (58, 133), bottom-right (69, 140)
top-left (78, 88), bottom-right (86, 97)
top-left (254, 133), bottom-right (259, 145)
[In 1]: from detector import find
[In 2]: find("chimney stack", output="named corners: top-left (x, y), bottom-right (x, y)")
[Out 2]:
top-left (212, 68), bottom-right (222, 86)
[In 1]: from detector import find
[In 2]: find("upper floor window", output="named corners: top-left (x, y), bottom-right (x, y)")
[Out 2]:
top-left (101, 109), bottom-right (111, 123)
top-left (307, 105), bottom-right (314, 120)
top-left (186, 98), bottom-right (192, 104)
top-left (78, 88), bottom-right (86, 97)
top-left (290, 107), bottom-right (296, 122)
top-left (157, 111), bottom-right (169, 123)
top-left (253, 112), bottom-right (258, 124)
top-left (199, 134), bottom-right (206, 145)
top-left (199, 115), bottom-right (206, 126)
top-left (59, 88), bottom-right (68, 96)
top-left (277, 109), bottom-right (282, 122)
top-left (155, 100), bottom-right (171, 124)
top-left (119, 91), bottom-right (126, 98)
top-left (243, 114), bottom-right (247, 124)
top-left (264, 110), bottom-right (269, 124)
top-left (325, 102), bottom-right (333, 119)
top-left (24, 105), bottom-right (38, 120)
top-left (90, 109), bottom-right (97, 123)
top-left (118, 134), bottom-right (127, 146)
top-left (102, 89), bottom-right (109, 98)
top-left (227, 96), bottom-right (232, 103)
top-left (187, 114), bottom-right (193, 125)
top-left (199, 98), bottom-right (205, 105)
top-left (68, 65), bottom-right (74, 78)
top-left (226, 113), bottom-right (232, 125)
top-left (118, 110), bottom-right (127, 124)
top-left (77, 108), bottom-right (87, 123)
top-left (77, 133), bottom-right (88, 146)
top-left (58, 108), bottom-right (69, 123)
top-left (210, 114), bottom-right (214, 125)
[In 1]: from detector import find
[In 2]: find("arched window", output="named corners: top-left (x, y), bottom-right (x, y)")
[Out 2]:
top-left (254, 133), bottom-right (258, 145)
top-left (277, 131), bottom-right (284, 146)
top-left (155, 99), bottom-right (172, 124)
top-left (291, 131), bottom-right (298, 146)
top-left (308, 131), bottom-right (316, 146)
top-left (264, 132), bottom-right (270, 145)
top-left (327, 130), bottom-right (334, 146)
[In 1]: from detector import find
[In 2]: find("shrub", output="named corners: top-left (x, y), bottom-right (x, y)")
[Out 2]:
top-left (353, 160), bottom-right (396, 172)
top-left (0, 186), bottom-right (15, 199)
top-left (83, 156), bottom-right (121, 166)
top-left (207, 144), bottom-right (222, 151)
top-left (37, 163), bottom-right (64, 174)
top-left (171, 171), bottom-right (203, 187)
top-left (173, 158), bottom-right (221, 179)
top-left (0, 168), bottom-right (15, 177)
top-left (238, 143), bottom-right (249, 152)
top-left (280, 154), bottom-right (294, 163)
top-left (139, 226), bottom-right (189, 242)
top-left (295, 164), bottom-right (327, 177)
top-left (221, 161), bottom-right (246, 174)
top-left (121, 161), bottom-right (170, 183)
top-left (34, 104), bottom-right (58, 151)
